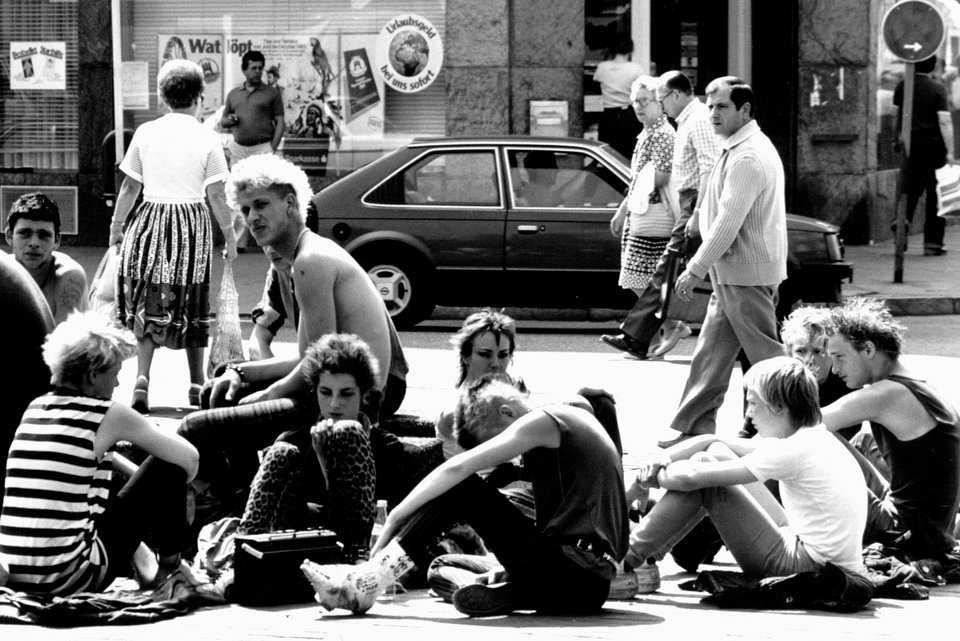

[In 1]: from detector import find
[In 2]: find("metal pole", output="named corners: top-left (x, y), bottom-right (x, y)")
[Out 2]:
top-left (894, 61), bottom-right (915, 284)
top-left (111, 0), bottom-right (124, 191)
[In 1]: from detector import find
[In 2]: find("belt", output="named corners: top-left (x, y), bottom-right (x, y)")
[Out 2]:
top-left (604, 106), bottom-right (632, 111)
top-left (234, 138), bottom-right (272, 148)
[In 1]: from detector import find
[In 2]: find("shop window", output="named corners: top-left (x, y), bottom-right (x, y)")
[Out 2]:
top-left (0, 0), bottom-right (78, 170)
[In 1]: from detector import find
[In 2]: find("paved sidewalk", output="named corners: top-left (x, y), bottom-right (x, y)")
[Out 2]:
top-left (64, 222), bottom-right (960, 320)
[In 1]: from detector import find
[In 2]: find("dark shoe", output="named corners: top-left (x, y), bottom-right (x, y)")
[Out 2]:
top-left (131, 376), bottom-right (150, 414)
top-left (924, 247), bottom-right (948, 256)
top-left (600, 333), bottom-right (647, 359)
top-left (452, 581), bottom-right (531, 617)
top-left (188, 384), bottom-right (202, 407)
top-left (670, 518), bottom-right (724, 573)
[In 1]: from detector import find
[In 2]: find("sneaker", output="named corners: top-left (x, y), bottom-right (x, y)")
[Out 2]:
top-left (452, 581), bottom-right (531, 617)
top-left (924, 247), bottom-right (948, 256)
top-left (600, 333), bottom-right (647, 359)
top-left (633, 559), bottom-right (661, 594)
top-left (650, 321), bottom-right (692, 358)
top-left (608, 565), bottom-right (640, 600)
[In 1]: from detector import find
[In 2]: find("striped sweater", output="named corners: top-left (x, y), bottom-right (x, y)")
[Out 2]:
top-left (0, 393), bottom-right (114, 594)
top-left (686, 120), bottom-right (787, 286)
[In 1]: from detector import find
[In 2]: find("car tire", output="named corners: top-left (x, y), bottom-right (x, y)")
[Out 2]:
top-left (355, 248), bottom-right (435, 328)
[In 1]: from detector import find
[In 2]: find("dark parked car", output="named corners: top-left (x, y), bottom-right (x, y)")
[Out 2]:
top-left (312, 136), bottom-right (853, 327)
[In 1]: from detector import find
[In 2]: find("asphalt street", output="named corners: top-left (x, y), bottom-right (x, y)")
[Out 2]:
top-left (118, 316), bottom-right (960, 471)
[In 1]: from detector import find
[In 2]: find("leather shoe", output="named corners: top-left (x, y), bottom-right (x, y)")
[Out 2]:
top-left (601, 333), bottom-right (647, 359)
top-left (924, 247), bottom-right (948, 256)
top-left (650, 321), bottom-right (692, 358)
top-left (656, 431), bottom-right (695, 449)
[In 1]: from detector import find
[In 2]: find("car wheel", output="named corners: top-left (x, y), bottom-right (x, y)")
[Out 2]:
top-left (356, 250), bottom-right (435, 328)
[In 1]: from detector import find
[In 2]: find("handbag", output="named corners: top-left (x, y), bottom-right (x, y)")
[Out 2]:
top-left (935, 163), bottom-right (960, 218)
top-left (207, 256), bottom-right (246, 378)
top-left (660, 241), bottom-right (712, 324)
top-left (88, 245), bottom-right (119, 318)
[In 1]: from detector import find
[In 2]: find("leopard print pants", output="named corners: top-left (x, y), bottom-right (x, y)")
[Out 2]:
top-left (239, 420), bottom-right (377, 556)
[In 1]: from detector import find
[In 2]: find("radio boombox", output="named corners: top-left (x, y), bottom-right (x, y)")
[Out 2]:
top-left (233, 529), bottom-right (343, 606)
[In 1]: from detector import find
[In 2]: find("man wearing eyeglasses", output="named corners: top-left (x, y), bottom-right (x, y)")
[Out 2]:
top-left (602, 70), bottom-right (721, 360)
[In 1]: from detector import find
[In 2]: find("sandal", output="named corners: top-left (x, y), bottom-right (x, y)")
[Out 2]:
top-left (188, 384), bottom-right (203, 407)
top-left (131, 375), bottom-right (150, 414)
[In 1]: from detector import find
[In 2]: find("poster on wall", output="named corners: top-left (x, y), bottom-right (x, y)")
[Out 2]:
top-left (374, 14), bottom-right (443, 94)
top-left (157, 34), bottom-right (224, 119)
top-left (220, 34), bottom-right (384, 170)
top-left (9, 42), bottom-right (66, 90)
top-left (121, 61), bottom-right (150, 110)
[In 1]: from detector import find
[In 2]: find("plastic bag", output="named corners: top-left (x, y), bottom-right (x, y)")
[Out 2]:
top-left (207, 256), bottom-right (246, 378)
top-left (935, 163), bottom-right (960, 218)
top-left (88, 245), bottom-right (119, 318)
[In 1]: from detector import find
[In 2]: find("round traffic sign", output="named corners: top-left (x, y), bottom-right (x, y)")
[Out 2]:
top-left (882, 0), bottom-right (945, 62)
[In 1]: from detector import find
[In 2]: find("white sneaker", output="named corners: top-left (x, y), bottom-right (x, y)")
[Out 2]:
top-left (634, 559), bottom-right (660, 593)
top-left (608, 565), bottom-right (640, 600)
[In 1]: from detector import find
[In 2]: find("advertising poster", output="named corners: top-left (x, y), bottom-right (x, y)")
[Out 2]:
top-left (375, 14), bottom-right (443, 94)
top-left (158, 34), bottom-right (224, 119)
top-left (121, 61), bottom-right (150, 110)
top-left (9, 42), bottom-right (66, 90)
top-left (220, 34), bottom-right (383, 171)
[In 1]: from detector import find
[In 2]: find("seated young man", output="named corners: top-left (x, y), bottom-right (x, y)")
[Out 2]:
top-left (4, 192), bottom-right (88, 325)
top-left (822, 297), bottom-right (960, 560)
top-left (209, 154), bottom-right (407, 416)
top-left (300, 375), bottom-right (628, 617)
top-left (740, 305), bottom-right (857, 440)
top-left (624, 357), bottom-right (866, 579)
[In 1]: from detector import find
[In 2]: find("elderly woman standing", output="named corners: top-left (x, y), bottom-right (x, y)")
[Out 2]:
top-left (610, 76), bottom-right (678, 353)
top-left (108, 59), bottom-right (237, 413)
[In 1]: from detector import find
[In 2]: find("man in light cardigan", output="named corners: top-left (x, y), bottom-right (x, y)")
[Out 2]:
top-left (657, 77), bottom-right (787, 449)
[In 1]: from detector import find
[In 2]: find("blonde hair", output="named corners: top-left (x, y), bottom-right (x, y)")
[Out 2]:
top-left (225, 154), bottom-right (313, 222)
top-left (630, 75), bottom-right (660, 103)
top-left (743, 356), bottom-right (820, 429)
top-left (43, 311), bottom-right (136, 387)
top-left (453, 375), bottom-right (528, 450)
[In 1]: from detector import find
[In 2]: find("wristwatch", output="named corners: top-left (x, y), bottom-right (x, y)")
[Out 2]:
top-left (223, 362), bottom-right (246, 383)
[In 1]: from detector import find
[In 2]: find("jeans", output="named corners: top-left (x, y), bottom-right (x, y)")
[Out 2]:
top-left (395, 474), bottom-right (610, 614)
top-left (628, 443), bottom-right (820, 578)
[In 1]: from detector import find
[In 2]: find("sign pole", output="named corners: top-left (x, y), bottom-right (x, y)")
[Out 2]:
top-left (894, 62), bottom-right (915, 284)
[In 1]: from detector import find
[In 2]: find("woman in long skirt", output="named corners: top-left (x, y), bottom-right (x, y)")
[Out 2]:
top-left (108, 59), bottom-right (237, 412)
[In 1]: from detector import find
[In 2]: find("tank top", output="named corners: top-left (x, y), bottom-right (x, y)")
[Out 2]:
top-left (522, 405), bottom-right (628, 578)
top-left (0, 393), bottom-right (114, 594)
top-left (871, 375), bottom-right (960, 556)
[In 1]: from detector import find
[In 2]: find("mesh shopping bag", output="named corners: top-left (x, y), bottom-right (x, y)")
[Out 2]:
top-left (207, 256), bottom-right (246, 378)
top-left (88, 245), bottom-right (119, 318)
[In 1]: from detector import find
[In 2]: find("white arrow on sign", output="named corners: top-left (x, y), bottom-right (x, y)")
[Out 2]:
top-left (903, 42), bottom-right (923, 51)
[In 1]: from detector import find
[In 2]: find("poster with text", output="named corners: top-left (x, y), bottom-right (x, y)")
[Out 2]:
top-left (222, 34), bottom-right (384, 152)
top-left (158, 34), bottom-right (224, 119)
top-left (10, 42), bottom-right (66, 90)
top-left (375, 14), bottom-right (443, 93)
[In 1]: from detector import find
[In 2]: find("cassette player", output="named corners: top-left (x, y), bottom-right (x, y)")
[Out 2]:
top-left (233, 528), bottom-right (342, 606)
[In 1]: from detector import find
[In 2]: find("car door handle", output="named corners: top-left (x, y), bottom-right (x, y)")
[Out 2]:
top-left (517, 225), bottom-right (543, 234)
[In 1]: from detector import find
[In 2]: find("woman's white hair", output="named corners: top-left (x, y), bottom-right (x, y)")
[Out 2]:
top-left (630, 75), bottom-right (661, 103)
top-left (42, 311), bottom-right (136, 387)
top-left (225, 154), bottom-right (313, 222)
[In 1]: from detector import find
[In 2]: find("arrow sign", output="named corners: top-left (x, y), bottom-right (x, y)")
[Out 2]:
top-left (882, 1), bottom-right (945, 63)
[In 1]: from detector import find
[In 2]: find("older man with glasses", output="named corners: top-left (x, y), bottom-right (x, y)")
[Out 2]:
top-left (602, 70), bottom-right (721, 360)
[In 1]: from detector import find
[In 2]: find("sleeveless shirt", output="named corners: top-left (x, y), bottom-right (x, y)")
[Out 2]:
top-left (871, 375), bottom-right (960, 556)
top-left (0, 393), bottom-right (114, 594)
top-left (522, 404), bottom-right (628, 579)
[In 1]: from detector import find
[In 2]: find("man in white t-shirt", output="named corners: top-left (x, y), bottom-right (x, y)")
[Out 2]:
top-left (624, 357), bottom-right (866, 578)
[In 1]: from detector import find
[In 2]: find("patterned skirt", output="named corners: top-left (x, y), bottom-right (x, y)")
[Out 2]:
top-left (117, 200), bottom-right (213, 349)
top-left (619, 233), bottom-right (669, 291)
